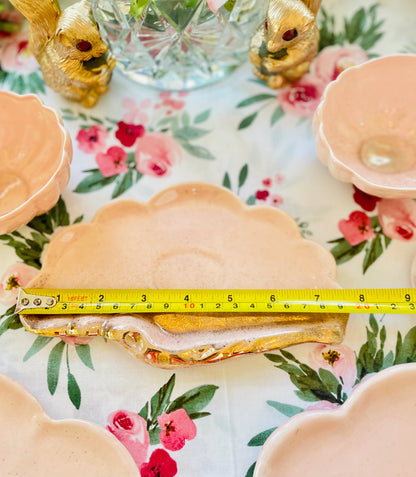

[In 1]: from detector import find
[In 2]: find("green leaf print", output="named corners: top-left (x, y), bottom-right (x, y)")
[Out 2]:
top-left (0, 197), bottom-right (82, 269)
top-left (137, 374), bottom-right (218, 446)
top-left (47, 340), bottom-right (65, 395)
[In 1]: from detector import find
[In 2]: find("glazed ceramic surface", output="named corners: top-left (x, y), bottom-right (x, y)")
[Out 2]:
top-left (0, 92), bottom-right (72, 234)
top-left (254, 363), bottom-right (416, 477)
top-left (21, 183), bottom-right (348, 367)
top-left (313, 55), bottom-right (416, 198)
top-left (0, 372), bottom-right (140, 477)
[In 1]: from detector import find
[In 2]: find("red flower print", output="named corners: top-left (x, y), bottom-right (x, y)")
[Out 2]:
top-left (115, 121), bottom-right (145, 147)
top-left (135, 132), bottom-right (181, 177)
top-left (352, 185), bottom-right (381, 212)
top-left (278, 74), bottom-right (326, 118)
top-left (96, 146), bottom-right (128, 177)
top-left (378, 199), bottom-right (416, 241)
top-left (76, 125), bottom-right (108, 154)
top-left (140, 449), bottom-right (177, 477)
top-left (157, 409), bottom-right (196, 452)
top-left (262, 178), bottom-right (272, 187)
top-left (107, 410), bottom-right (150, 468)
top-left (338, 211), bottom-right (376, 246)
top-left (256, 190), bottom-right (269, 201)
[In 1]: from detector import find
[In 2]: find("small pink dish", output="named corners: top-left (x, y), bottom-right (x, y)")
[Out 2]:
top-left (0, 372), bottom-right (140, 477)
top-left (313, 55), bottom-right (416, 198)
top-left (0, 92), bottom-right (72, 234)
top-left (254, 363), bottom-right (416, 477)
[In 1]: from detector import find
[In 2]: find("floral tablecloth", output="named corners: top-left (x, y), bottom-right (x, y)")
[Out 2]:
top-left (1, 0), bottom-right (416, 476)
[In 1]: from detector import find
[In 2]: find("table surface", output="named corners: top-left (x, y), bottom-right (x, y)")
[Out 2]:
top-left (1, 0), bottom-right (416, 476)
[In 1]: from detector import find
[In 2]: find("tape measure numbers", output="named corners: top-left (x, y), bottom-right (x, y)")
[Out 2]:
top-left (16, 288), bottom-right (416, 315)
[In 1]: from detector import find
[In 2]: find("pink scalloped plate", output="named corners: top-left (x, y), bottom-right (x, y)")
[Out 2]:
top-left (0, 92), bottom-right (72, 234)
top-left (313, 55), bottom-right (416, 198)
top-left (0, 372), bottom-right (140, 477)
top-left (254, 363), bottom-right (416, 477)
top-left (21, 182), bottom-right (348, 367)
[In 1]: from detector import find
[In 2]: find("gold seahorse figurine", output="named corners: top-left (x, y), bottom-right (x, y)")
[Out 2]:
top-left (10, 0), bottom-right (116, 107)
top-left (249, 0), bottom-right (321, 89)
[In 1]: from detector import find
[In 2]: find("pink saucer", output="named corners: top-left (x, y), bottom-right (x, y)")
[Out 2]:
top-left (0, 372), bottom-right (139, 477)
top-left (255, 363), bottom-right (416, 477)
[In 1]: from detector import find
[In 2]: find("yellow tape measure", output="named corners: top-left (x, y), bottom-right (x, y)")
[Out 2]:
top-left (16, 288), bottom-right (416, 315)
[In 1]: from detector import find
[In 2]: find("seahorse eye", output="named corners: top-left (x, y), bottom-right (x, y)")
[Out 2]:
top-left (76, 41), bottom-right (92, 52)
top-left (282, 28), bottom-right (298, 41)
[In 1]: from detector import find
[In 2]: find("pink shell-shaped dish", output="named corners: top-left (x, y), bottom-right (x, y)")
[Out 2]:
top-left (0, 92), bottom-right (72, 234)
top-left (313, 55), bottom-right (416, 198)
top-left (22, 183), bottom-right (348, 367)
top-left (254, 363), bottom-right (416, 477)
top-left (0, 372), bottom-right (140, 477)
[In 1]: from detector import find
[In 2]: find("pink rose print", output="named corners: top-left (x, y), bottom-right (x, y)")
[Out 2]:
top-left (274, 173), bottom-right (284, 184)
top-left (157, 409), bottom-right (197, 452)
top-left (0, 7), bottom-right (23, 40)
top-left (313, 45), bottom-right (368, 83)
top-left (96, 146), bottom-right (128, 177)
top-left (304, 401), bottom-right (338, 412)
top-left (352, 185), bottom-right (381, 212)
top-left (207, 0), bottom-right (227, 12)
top-left (256, 190), bottom-right (269, 201)
top-left (270, 194), bottom-right (284, 207)
top-left (159, 92), bottom-right (186, 111)
top-left (0, 31), bottom-right (38, 74)
top-left (76, 125), bottom-right (108, 154)
top-left (338, 211), bottom-right (375, 246)
top-left (309, 343), bottom-right (357, 392)
top-left (378, 198), bottom-right (416, 241)
top-left (135, 133), bottom-right (181, 177)
top-left (122, 98), bottom-right (150, 125)
top-left (278, 74), bottom-right (326, 118)
top-left (115, 121), bottom-right (146, 147)
top-left (140, 449), bottom-right (177, 477)
top-left (60, 336), bottom-right (93, 346)
top-left (107, 410), bottom-right (150, 468)
top-left (262, 178), bottom-right (272, 188)
top-left (0, 263), bottom-right (38, 307)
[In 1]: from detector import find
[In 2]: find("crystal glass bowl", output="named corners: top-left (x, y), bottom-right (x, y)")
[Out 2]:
top-left (313, 55), bottom-right (416, 198)
top-left (0, 92), bottom-right (72, 234)
top-left (91, 0), bottom-right (268, 91)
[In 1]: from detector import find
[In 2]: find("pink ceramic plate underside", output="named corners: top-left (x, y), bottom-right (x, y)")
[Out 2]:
top-left (21, 183), bottom-right (347, 366)
top-left (0, 372), bottom-right (140, 477)
top-left (254, 363), bottom-right (416, 477)
top-left (313, 55), bottom-right (416, 198)
top-left (0, 92), bottom-right (72, 234)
